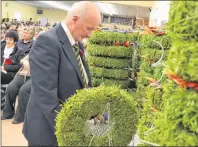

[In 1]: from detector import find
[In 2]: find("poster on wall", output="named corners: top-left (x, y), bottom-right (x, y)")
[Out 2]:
top-left (149, 1), bottom-right (170, 27)
top-left (40, 18), bottom-right (48, 27)
top-left (14, 12), bottom-right (22, 21)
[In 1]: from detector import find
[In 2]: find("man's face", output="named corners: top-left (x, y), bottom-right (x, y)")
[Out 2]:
top-left (34, 32), bottom-right (39, 40)
top-left (19, 31), bottom-right (24, 40)
top-left (23, 30), bottom-right (32, 41)
top-left (72, 15), bottom-right (101, 42)
top-left (10, 25), bottom-right (16, 30)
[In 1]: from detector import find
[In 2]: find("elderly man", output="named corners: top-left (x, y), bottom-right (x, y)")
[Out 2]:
top-left (23, 1), bottom-right (101, 146)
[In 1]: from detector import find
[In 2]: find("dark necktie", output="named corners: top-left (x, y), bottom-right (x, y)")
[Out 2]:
top-left (73, 43), bottom-right (88, 88)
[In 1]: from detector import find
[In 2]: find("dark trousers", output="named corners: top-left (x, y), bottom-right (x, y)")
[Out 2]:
top-left (14, 79), bottom-right (31, 122)
top-left (1, 71), bottom-right (15, 84)
top-left (28, 141), bottom-right (57, 146)
top-left (2, 75), bottom-right (30, 118)
top-left (28, 141), bottom-right (41, 146)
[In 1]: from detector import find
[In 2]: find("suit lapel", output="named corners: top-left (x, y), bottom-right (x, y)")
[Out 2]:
top-left (56, 23), bottom-right (85, 87)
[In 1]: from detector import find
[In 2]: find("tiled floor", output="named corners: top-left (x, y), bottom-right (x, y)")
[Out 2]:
top-left (2, 118), bottom-right (27, 146)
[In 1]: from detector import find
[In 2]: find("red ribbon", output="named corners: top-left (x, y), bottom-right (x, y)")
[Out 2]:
top-left (79, 50), bottom-right (84, 57)
top-left (165, 71), bottom-right (198, 91)
top-left (4, 58), bottom-right (12, 65)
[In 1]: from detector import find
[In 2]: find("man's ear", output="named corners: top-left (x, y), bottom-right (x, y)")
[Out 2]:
top-left (73, 16), bottom-right (79, 22)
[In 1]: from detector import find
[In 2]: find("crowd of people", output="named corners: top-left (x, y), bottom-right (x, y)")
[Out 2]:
top-left (1, 19), bottom-right (51, 124)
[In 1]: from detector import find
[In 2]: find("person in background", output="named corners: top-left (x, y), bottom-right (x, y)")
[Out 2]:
top-left (2, 18), bottom-right (6, 23)
top-left (1, 55), bottom-right (31, 122)
top-left (18, 29), bottom-right (24, 40)
top-left (13, 78), bottom-right (31, 124)
top-left (9, 23), bottom-right (17, 31)
top-left (1, 28), bottom-right (41, 122)
top-left (1, 31), bottom-right (25, 84)
top-left (17, 28), bottom-right (34, 55)
top-left (33, 28), bottom-right (41, 41)
top-left (23, 1), bottom-right (101, 146)
top-left (1, 28), bottom-right (7, 58)
top-left (1, 23), bottom-right (7, 30)
top-left (29, 18), bottom-right (33, 25)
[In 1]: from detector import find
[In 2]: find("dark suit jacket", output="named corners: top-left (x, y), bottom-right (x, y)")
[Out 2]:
top-left (17, 39), bottom-right (34, 55)
top-left (23, 23), bottom-right (92, 146)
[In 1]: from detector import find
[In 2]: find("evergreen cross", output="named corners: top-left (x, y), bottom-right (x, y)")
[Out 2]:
top-left (73, 43), bottom-right (89, 88)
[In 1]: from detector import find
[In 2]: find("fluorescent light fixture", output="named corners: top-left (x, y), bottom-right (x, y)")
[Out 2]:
top-left (40, 1), bottom-right (70, 11)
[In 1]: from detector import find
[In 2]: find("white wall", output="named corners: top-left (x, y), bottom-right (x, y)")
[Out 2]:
top-left (149, 1), bottom-right (171, 27)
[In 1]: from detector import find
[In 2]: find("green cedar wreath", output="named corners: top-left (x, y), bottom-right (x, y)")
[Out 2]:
top-left (87, 44), bottom-right (133, 58)
top-left (87, 56), bottom-right (130, 69)
top-left (91, 77), bottom-right (128, 89)
top-left (88, 31), bottom-right (140, 45)
top-left (55, 86), bottom-right (139, 146)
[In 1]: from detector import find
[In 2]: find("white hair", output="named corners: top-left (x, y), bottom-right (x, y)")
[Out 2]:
top-left (66, 1), bottom-right (99, 21)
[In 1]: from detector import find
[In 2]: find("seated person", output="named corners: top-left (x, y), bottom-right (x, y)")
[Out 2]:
top-left (1, 28), bottom-right (6, 59)
top-left (17, 28), bottom-right (34, 55)
top-left (1, 30), bottom-right (25, 84)
top-left (1, 55), bottom-right (31, 120)
top-left (13, 79), bottom-right (31, 124)
top-left (9, 23), bottom-right (17, 32)
top-left (33, 28), bottom-right (41, 41)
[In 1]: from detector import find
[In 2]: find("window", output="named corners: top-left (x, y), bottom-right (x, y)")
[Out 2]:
top-left (110, 16), bottom-right (132, 26)
top-left (102, 15), bottom-right (109, 23)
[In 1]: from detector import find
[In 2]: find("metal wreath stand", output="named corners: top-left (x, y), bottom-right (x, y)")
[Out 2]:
top-left (129, 40), bottom-right (165, 146)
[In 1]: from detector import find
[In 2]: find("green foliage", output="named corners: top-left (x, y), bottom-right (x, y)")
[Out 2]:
top-left (87, 56), bottom-right (130, 69)
top-left (167, 40), bottom-right (198, 82)
top-left (140, 48), bottom-right (168, 62)
top-left (137, 86), bottom-right (164, 138)
top-left (92, 77), bottom-right (128, 89)
top-left (139, 34), bottom-right (172, 49)
top-left (143, 82), bottom-right (198, 146)
top-left (89, 66), bottom-right (129, 80)
top-left (87, 44), bottom-right (133, 58)
top-left (87, 31), bottom-right (138, 89)
top-left (131, 45), bottom-right (141, 72)
top-left (137, 1), bottom-right (198, 146)
top-left (88, 31), bottom-right (140, 44)
top-left (167, 1), bottom-right (198, 41)
top-left (126, 33), bottom-right (141, 42)
top-left (56, 86), bottom-right (139, 146)
top-left (136, 36), bottom-right (169, 145)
